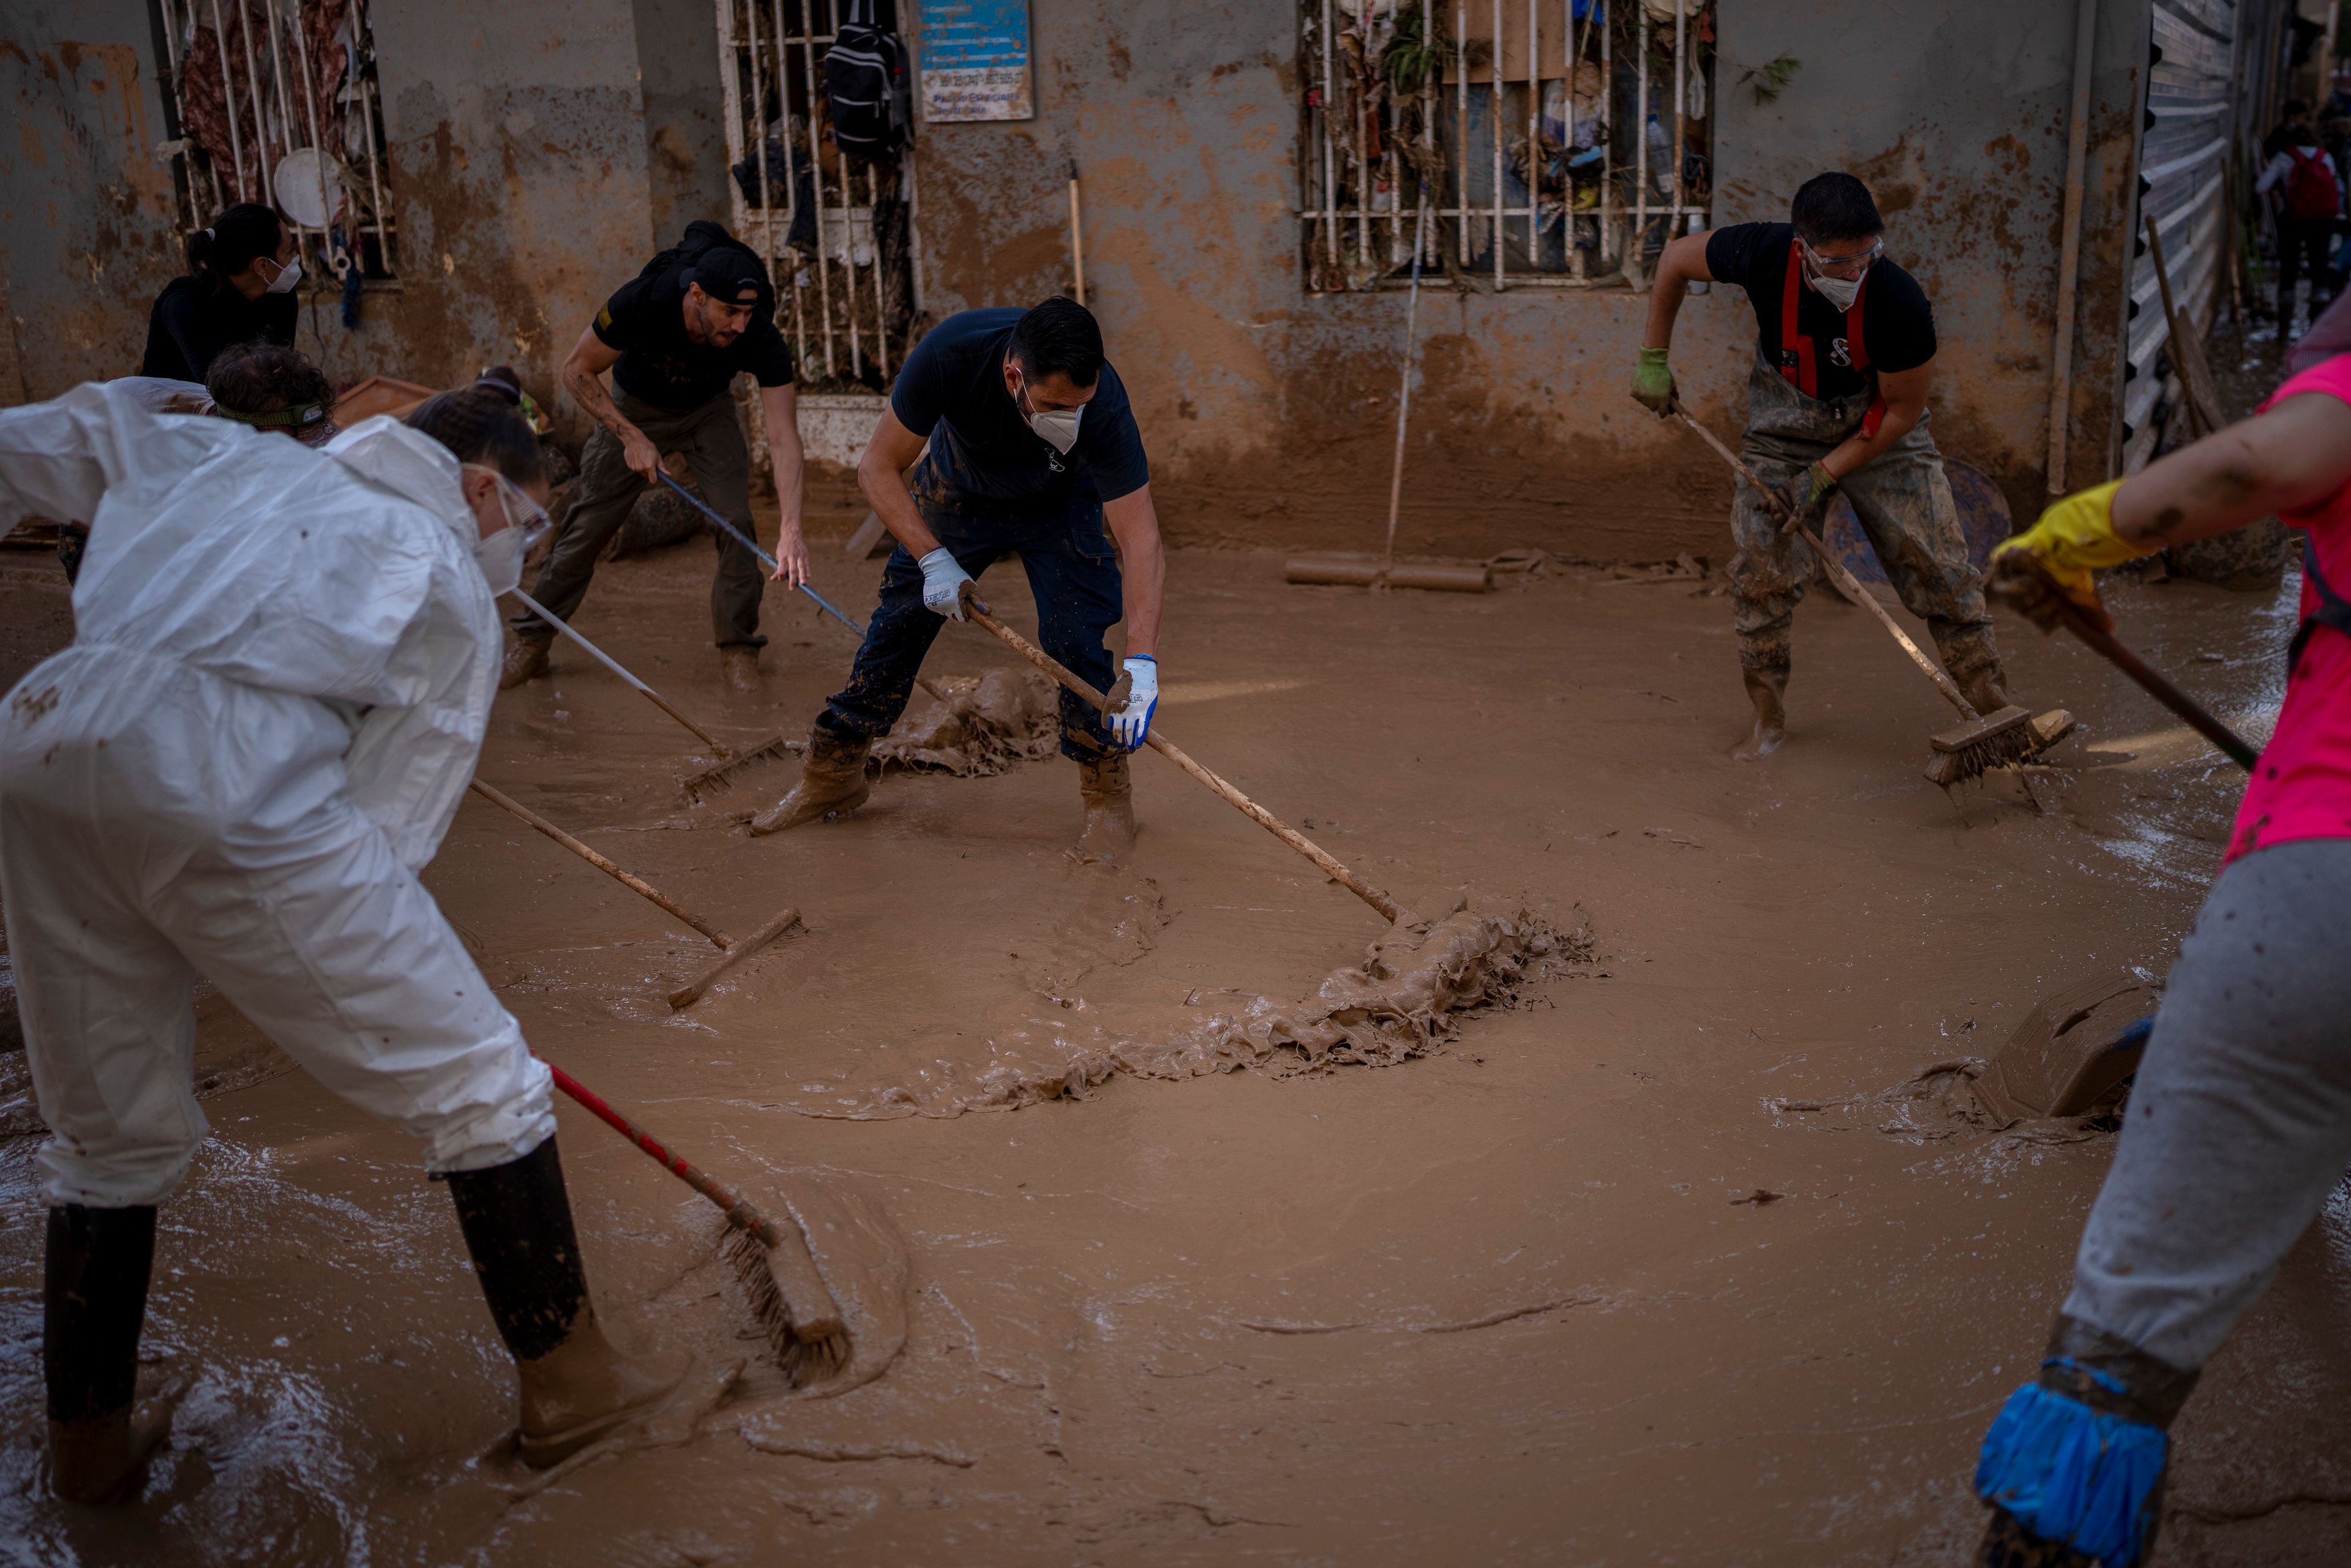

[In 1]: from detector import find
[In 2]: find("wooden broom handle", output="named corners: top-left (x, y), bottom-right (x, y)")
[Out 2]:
top-left (468, 780), bottom-right (731, 950)
top-left (956, 590), bottom-right (1403, 923)
top-left (1673, 411), bottom-right (1979, 719)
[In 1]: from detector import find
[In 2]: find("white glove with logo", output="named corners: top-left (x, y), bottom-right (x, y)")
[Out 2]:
top-left (918, 547), bottom-right (973, 620)
top-left (1108, 655), bottom-right (1158, 750)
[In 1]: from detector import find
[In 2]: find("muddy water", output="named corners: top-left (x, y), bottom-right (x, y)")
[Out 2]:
top-left (1, 540), bottom-right (2343, 1566)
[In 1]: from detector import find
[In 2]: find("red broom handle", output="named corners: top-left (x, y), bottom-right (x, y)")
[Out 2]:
top-left (542, 1059), bottom-right (781, 1247)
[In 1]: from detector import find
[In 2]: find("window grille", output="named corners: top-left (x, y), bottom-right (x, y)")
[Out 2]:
top-left (716, 0), bottom-right (921, 388)
top-left (154, 0), bottom-right (399, 283)
top-left (1299, 0), bottom-right (1714, 290)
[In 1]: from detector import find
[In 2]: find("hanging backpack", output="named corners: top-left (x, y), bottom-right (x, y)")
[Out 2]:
top-left (824, 0), bottom-right (911, 163)
top-left (2285, 146), bottom-right (2342, 221)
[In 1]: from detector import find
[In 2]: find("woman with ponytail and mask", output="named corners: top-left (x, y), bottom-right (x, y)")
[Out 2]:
top-left (140, 202), bottom-right (301, 383)
top-left (0, 368), bottom-right (669, 1504)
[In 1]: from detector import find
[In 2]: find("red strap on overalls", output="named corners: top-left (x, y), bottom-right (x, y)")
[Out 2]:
top-left (1778, 239), bottom-right (1888, 439)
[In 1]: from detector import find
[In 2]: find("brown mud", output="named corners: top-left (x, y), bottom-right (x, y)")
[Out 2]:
top-left (1, 533), bottom-right (2346, 1566)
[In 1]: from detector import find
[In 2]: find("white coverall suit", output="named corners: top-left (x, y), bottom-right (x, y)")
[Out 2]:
top-left (0, 382), bottom-right (553, 1209)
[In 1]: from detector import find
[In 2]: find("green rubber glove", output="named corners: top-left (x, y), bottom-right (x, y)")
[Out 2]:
top-left (1780, 460), bottom-right (1840, 529)
top-left (1631, 347), bottom-right (1677, 416)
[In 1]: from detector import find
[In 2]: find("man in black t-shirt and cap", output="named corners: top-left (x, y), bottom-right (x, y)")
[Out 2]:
top-left (750, 298), bottom-right (1165, 862)
top-left (1633, 173), bottom-right (2011, 760)
top-left (504, 222), bottom-right (808, 694)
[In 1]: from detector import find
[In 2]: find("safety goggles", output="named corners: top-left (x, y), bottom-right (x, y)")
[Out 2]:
top-left (465, 463), bottom-right (554, 553)
top-left (1799, 236), bottom-right (1884, 279)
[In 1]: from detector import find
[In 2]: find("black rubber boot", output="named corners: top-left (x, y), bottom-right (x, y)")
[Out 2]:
top-left (46, 1204), bottom-right (159, 1504)
top-left (444, 1138), bottom-right (673, 1468)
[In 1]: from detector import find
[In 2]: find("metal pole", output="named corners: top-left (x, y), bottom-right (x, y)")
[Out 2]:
top-left (287, 0), bottom-right (339, 274)
top-left (1567, 0), bottom-right (1588, 279)
top-left (1672, 0), bottom-right (1686, 232)
top-left (795, 0), bottom-right (838, 378)
top-left (1384, 195), bottom-right (1428, 566)
top-left (2044, 0), bottom-right (2100, 496)
top-left (212, 0), bottom-right (251, 200)
top-left (826, 1), bottom-right (863, 380)
top-left (1633, 9), bottom-right (1649, 283)
top-left (1491, 0), bottom-right (1504, 287)
top-left (1526, 0), bottom-right (1539, 263)
top-left (1599, 0), bottom-right (1614, 267)
top-left (747, 0), bottom-right (778, 287)
top-left (360, 71), bottom-right (392, 270)
top-left (1320, 0), bottom-right (1337, 285)
top-left (1457, 0), bottom-right (1469, 266)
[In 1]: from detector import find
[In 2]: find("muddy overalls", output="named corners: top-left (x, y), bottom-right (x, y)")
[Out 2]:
top-left (1728, 243), bottom-right (2002, 701)
top-left (816, 449), bottom-right (1123, 762)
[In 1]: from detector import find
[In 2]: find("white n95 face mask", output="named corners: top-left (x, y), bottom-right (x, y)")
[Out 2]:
top-left (1017, 379), bottom-right (1085, 455)
top-left (464, 465), bottom-right (552, 598)
top-left (264, 255), bottom-right (304, 294)
top-left (1810, 271), bottom-right (1862, 310)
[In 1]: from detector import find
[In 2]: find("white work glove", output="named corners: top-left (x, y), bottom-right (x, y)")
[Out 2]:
top-left (1108, 655), bottom-right (1158, 751)
top-left (918, 547), bottom-right (973, 620)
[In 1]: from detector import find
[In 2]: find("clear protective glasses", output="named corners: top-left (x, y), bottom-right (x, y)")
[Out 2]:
top-left (463, 462), bottom-right (554, 554)
top-left (1799, 236), bottom-right (1884, 280)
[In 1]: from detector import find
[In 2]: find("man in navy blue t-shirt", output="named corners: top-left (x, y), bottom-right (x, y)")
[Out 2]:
top-left (751, 298), bottom-right (1166, 861)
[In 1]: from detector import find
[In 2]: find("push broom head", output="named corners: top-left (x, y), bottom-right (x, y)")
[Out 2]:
top-left (1922, 704), bottom-right (2038, 789)
top-left (679, 733), bottom-right (795, 803)
top-left (724, 1218), bottom-right (852, 1387)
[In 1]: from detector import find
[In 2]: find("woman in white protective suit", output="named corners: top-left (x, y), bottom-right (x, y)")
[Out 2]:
top-left (0, 372), bottom-right (670, 1503)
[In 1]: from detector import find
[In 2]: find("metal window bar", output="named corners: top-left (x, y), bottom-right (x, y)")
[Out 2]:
top-left (1300, 0), bottom-right (1709, 291)
top-left (718, 0), bottom-right (915, 389)
top-left (158, 0), bottom-right (400, 280)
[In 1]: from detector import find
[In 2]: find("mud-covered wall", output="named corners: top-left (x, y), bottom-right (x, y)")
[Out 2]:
top-left (636, 0), bottom-right (734, 241)
top-left (909, 0), bottom-right (2153, 558)
top-left (362, 0), bottom-right (660, 403)
top-left (0, 0), bottom-right (187, 403)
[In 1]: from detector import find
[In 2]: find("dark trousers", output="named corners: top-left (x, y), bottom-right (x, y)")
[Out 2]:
top-left (511, 389), bottom-right (768, 650)
top-left (2277, 217), bottom-right (2338, 323)
top-left (817, 463), bottom-right (1122, 760)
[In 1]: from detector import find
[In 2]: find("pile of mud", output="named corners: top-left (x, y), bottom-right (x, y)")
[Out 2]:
top-left (811, 901), bottom-right (1589, 1119)
top-left (871, 669), bottom-right (1062, 778)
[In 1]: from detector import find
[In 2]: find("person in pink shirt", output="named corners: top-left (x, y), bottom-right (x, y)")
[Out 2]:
top-left (1962, 355), bottom-right (2351, 1566)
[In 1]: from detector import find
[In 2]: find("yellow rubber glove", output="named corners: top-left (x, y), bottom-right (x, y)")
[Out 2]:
top-left (1987, 479), bottom-right (2148, 628)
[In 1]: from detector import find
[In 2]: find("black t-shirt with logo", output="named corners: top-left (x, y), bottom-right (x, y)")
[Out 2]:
top-left (890, 307), bottom-right (1150, 505)
top-left (592, 272), bottom-right (795, 411)
top-left (1703, 221), bottom-right (1937, 402)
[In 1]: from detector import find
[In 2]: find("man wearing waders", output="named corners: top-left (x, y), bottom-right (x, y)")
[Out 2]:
top-left (1634, 173), bottom-right (2012, 759)
top-left (750, 297), bottom-right (1164, 861)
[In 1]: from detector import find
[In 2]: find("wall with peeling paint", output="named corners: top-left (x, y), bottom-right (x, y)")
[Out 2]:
top-left (908, 1), bottom-right (2154, 559)
top-left (0, 1), bottom-right (187, 404)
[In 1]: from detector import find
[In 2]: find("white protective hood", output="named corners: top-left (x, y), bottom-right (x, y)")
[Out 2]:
top-left (0, 382), bottom-right (500, 868)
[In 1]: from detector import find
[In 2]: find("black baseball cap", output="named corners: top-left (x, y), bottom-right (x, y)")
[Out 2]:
top-left (687, 246), bottom-right (768, 307)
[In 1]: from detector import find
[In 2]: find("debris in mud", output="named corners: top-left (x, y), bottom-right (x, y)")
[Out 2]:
top-left (871, 669), bottom-right (1062, 778)
top-left (1728, 1188), bottom-right (1786, 1206)
top-left (1764, 1051), bottom-right (2130, 1146)
top-left (802, 902), bottom-right (1591, 1118)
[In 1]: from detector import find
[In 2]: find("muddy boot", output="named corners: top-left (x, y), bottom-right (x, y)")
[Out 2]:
top-left (721, 647), bottom-right (760, 695)
top-left (1956, 663), bottom-right (2014, 721)
top-left (1075, 751), bottom-right (1136, 863)
top-left (1731, 666), bottom-right (1788, 762)
top-left (749, 727), bottom-right (872, 835)
top-left (46, 1205), bottom-right (168, 1505)
top-left (500, 639), bottom-right (552, 690)
top-left (446, 1138), bottom-right (675, 1469)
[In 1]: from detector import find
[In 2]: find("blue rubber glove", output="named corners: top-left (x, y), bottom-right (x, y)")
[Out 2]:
top-left (918, 547), bottom-right (973, 620)
top-left (1108, 655), bottom-right (1158, 751)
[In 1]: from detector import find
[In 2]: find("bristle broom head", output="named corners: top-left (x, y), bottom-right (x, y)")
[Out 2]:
top-left (724, 1224), bottom-right (850, 1388)
top-left (679, 734), bottom-right (795, 804)
top-left (1923, 705), bottom-right (2039, 789)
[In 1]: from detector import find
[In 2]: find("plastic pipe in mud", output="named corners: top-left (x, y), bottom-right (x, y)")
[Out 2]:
top-left (1284, 557), bottom-right (1493, 593)
top-left (955, 587), bottom-right (1404, 923)
top-left (468, 781), bottom-right (731, 950)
